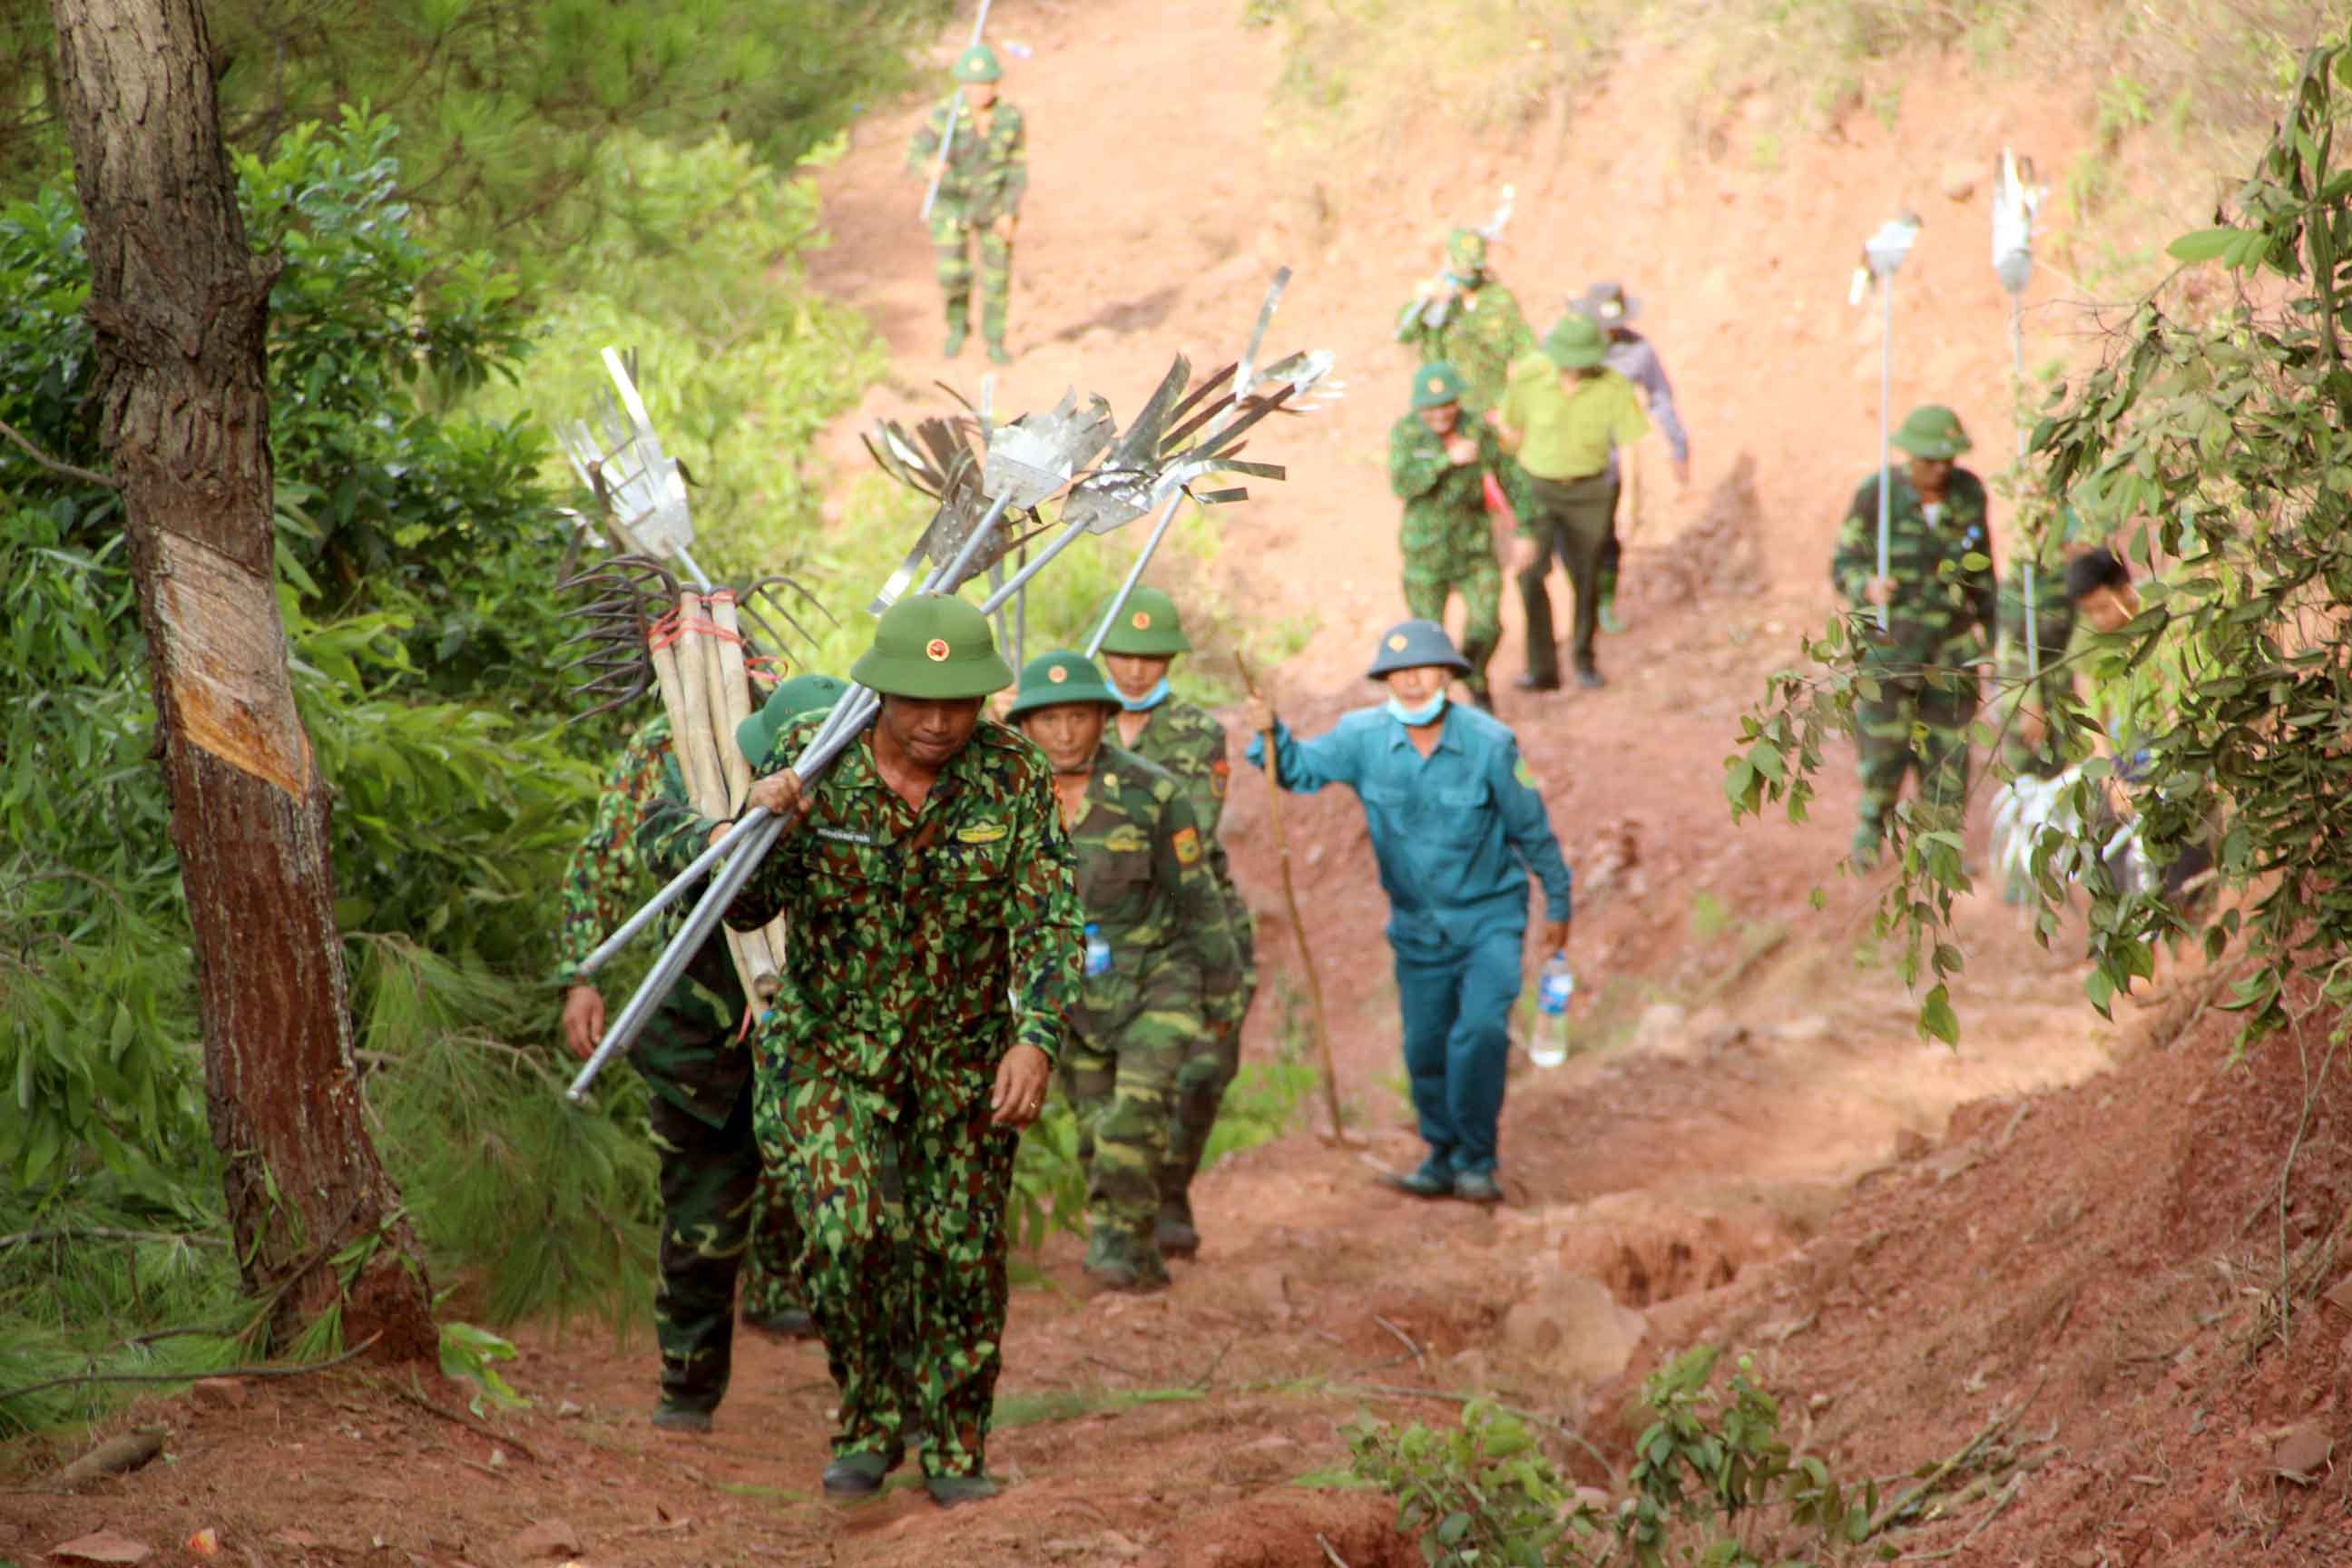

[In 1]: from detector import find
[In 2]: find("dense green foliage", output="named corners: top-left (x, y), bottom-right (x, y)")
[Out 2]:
top-left (1729, 32), bottom-right (2352, 1044)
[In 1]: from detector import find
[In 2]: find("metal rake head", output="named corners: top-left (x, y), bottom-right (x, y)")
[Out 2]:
top-left (554, 554), bottom-right (683, 723)
top-left (554, 348), bottom-right (698, 564)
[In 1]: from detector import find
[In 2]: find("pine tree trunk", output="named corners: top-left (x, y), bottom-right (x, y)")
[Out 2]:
top-left (49, 0), bottom-right (435, 1359)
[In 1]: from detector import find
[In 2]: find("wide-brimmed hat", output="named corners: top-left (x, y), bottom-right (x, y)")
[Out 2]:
top-left (1891, 405), bottom-right (1973, 460)
top-left (1410, 361), bottom-right (1466, 411)
top-left (1091, 586), bottom-right (1192, 658)
top-left (1005, 650), bottom-right (1124, 719)
top-left (1542, 313), bottom-right (1609, 370)
top-left (736, 673), bottom-right (849, 771)
top-left (1366, 619), bottom-right (1471, 680)
top-left (848, 593), bottom-right (1014, 700)
top-left (1575, 280), bottom-right (1641, 325)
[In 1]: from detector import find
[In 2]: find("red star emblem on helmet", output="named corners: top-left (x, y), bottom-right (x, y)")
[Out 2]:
top-left (925, 638), bottom-right (951, 662)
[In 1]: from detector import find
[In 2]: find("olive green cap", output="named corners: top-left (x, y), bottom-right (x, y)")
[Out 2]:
top-left (1410, 361), bottom-right (1465, 411)
top-left (1542, 313), bottom-right (1609, 369)
top-left (848, 593), bottom-right (1014, 700)
top-left (1004, 650), bottom-right (1122, 720)
top-left (1891, 404), bottom-right (1973, 460)
top-left (1446, 228), bottom-right (1488, 272)
top-left (952, 44), bottom-right (1002, 83)
top-left (736, 672), bottom-right (848, 772)
top-left (1092, 585), bottom-right (1192, 657)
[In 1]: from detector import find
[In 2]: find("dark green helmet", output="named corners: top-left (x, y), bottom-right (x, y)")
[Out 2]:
top-left (1541, 313), bottom-right (1608, 370)
top-left (736, 672), bottom-right (848, 771)
top-left (1446, 228), bottom-right (1488, 274)
top-left (849, 593), bottom-right (1014, 700)
top-left (1092, 585), bottom-right (1192, 658)
top-left (1411, 362), bottom-right (1465, 411)
top-left (1891, 405), bottom-right (1972, 460)
top-left (1004, 650), bottom-right (1122, 719)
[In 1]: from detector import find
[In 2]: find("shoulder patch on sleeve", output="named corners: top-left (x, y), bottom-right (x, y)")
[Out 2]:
top-left (1172, 826), bottom-right (1203, 867)
top-left (1514, 756), bottom-right (1541, 791)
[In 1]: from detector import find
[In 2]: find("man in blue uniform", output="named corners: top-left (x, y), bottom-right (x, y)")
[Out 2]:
top-left (1243, 621), bottom-right (1573, 1203)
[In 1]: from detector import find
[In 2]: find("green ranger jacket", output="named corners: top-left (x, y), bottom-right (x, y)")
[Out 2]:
top-left (1389, 411), bottom-right (1503, 561)
top-left (1995, 552), bottom-right (2079, 778)
top-left (1395, 283), bottom-right (1534, 413)
top-left (701, 716), bottom-right (1082, 1111)
top-left (1063, 742), bottom-right (1244, 1034)
top-left (1832, 467), bottom-right (1998, 669)
top-left (1121, 697), bottom-right (1252, 1008)
top-left (906, 98), bottom-right (1027, 225)
top-left (554, 715), bottom-right (750, 1125)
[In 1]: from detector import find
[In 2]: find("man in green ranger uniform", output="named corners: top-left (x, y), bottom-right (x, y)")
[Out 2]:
top-left (556, 698), bottom-right (819, 1433)
top-left (1006, 649), bottom-right (1243, 1291)
top-left (1829, 404), bottom-right (1998, 862)
top-left (688, 594), bottom-right (1080, 1507)
top-left (906, 44), bottom-right (1027, 364)
top-left (1389, 362), bottom-right (1504, 709)
top-left (1093, 587), bottom-right (1257, 1259)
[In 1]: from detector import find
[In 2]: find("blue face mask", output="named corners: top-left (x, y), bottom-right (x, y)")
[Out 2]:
top-left (1118, 677), bottom-right (1171, 714)
top-left (1386, 692), bottom-right (1448, 728)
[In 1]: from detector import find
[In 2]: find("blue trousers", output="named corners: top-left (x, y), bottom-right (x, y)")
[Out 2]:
top-left (1393, 927), bottom-right (1524, 1176)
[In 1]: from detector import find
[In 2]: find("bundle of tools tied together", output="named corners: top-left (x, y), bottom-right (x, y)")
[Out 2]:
top-left (554, 270), bottom-right (1343, 1104)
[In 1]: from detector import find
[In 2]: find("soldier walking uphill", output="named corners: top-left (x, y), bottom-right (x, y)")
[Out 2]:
top-left (1390, 362), bottom-right (1505, 709)
top-left (906, 45), bottom-right (1026, 364)
top-left (1573, 281), bottom-right (1692, 636)
top-left (1396, 230), bottom-right (1534, 415)
top-left (1006, 650), bottom-right (1243, 1291)
top-left (1494, 314), bottom-right (1650, 691)
top-left (1246, 621), bottom-right (1573, 1203)
top-left (554, 683), bottom-right (840, 1434)
top-left (1831, 405), bottom-right (1997, 865)
top-left (687, 595), bottom-right (1081, 1508)
top-left (1093, 588), bottom-right (1259, 1259)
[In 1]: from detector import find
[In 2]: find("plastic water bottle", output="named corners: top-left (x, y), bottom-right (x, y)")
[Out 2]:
top-left (1083, 922), bottom-right (1112, 977)
top-left (1529, 953), bottom-right (1574, 1068)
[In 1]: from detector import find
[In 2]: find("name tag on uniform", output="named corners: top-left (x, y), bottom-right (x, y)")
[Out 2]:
top-left (956, 822), bottom-right (1009, 845)
top-left (817, 828), bottom-right (874, 846)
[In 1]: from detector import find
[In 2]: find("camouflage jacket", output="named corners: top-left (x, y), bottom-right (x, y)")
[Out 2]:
top-left (704, 717), bottom-right (1082, 1108)
top-left (1995, 551), bottom-right (2080, 778)
top-left (906, 97), bottom-right (1027, 225)
top-left (1063, 742), bottom-right (1243, 1033)
top-left (1389, 411), bottom-right (1503, 559)
top-left (554, 715), bottom-right (750, 1123)
top-left (1832, 467), bottom-right (1997, 669)
top-left (1395, 282), bottom-right (1534, 413)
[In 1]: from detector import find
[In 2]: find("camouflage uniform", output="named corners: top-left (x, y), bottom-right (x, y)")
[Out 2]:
top-left (1120, 699), bottom-right (1257, 1230)
top-left (1054, 741), bottom-right (1243, 1282)
top-left (906, 96), bottom-right (1026, 357)
top-left (706, 714), bottom-right (1082, 1480)
top-left (1831, 468), bottom-right (1997, 857)
top-left (554, 716), bottom-right (804, 1417)
top-left (1388, 408), bottom-right (1504, 701)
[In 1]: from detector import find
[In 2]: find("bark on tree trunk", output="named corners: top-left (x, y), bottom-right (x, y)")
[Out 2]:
top-left (49, 0), bottom-right (435, 1360)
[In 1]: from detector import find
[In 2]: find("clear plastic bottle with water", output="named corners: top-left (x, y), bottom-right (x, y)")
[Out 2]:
top-left (1083, 922), bottom-right (1113, 977)
top-left (1529, 952), bottom-right (1575, 1068)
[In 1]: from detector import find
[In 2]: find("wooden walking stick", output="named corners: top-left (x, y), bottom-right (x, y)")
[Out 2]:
top-left (1239, 657), bottom-right (1360, 1149)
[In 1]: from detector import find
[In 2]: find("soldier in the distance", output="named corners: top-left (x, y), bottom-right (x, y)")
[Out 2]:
top-left (906, 44), bottom-right (1027, 364)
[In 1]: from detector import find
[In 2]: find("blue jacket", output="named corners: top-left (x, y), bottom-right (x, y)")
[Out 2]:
top-left (1247, 702), bottom-right (1573, 954)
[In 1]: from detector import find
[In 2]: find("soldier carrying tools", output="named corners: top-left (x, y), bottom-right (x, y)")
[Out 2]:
top-left (1390, 361), bottom-right (1504, 709)
top-left (1007, 648), bottom-right (1243, 1291)
top-left (1395, 225), bottom-right (1532, 416)
top-left (1831, 404), bottom-right (1997, 866)
top-left (1093, 586), bottom-right (1259, 1259)
top-left (907, 44), bottom-right (1027, 364)
top-left (555, 695), bottom-right (822, 1435)
top-left (681, 593), bottom-right (1081, 1507)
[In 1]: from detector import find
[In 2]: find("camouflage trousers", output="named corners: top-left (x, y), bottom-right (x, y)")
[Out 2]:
top-left (757, 1066), bottom-right (1015, 1479)
top-left (1063, 962), bottom-right (1204, 1272)
top-left (1403, 542), bottom-right (1502, 700)
top-left (645, 1086), bottom-right (759, 1414)
top-left (740, 1158), bottom-right (808, 1328)
top-left (929, 213), bottom-right (1013, 347)
top-left (1855, 669), bottom-right (1977, 858)
top-left (1161, 891), bottom-right (1259, 1212)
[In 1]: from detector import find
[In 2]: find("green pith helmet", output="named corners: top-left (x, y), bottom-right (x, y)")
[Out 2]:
top-left (1366, 619), bottom-right (1472, 679)
top-left (736, 672), bottom-right (849, 772)
top-left (1446, 228), bottom-right (1488, 274)
top-left (1004, 650), bottom-right (1122, 720)
top-left (952, 44), bottom-right (1002, 83)
top-left (848, 593), bottom-right (1014, 700)
top-left (1092, 585), bottom-right (1192, 658)
top-left (1411, 361), bottom-right (1465, 411)
top-left (1891, 405), bottom-right (1973, 460)
top-left (1542, 313), bottom-right (1608, 369)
